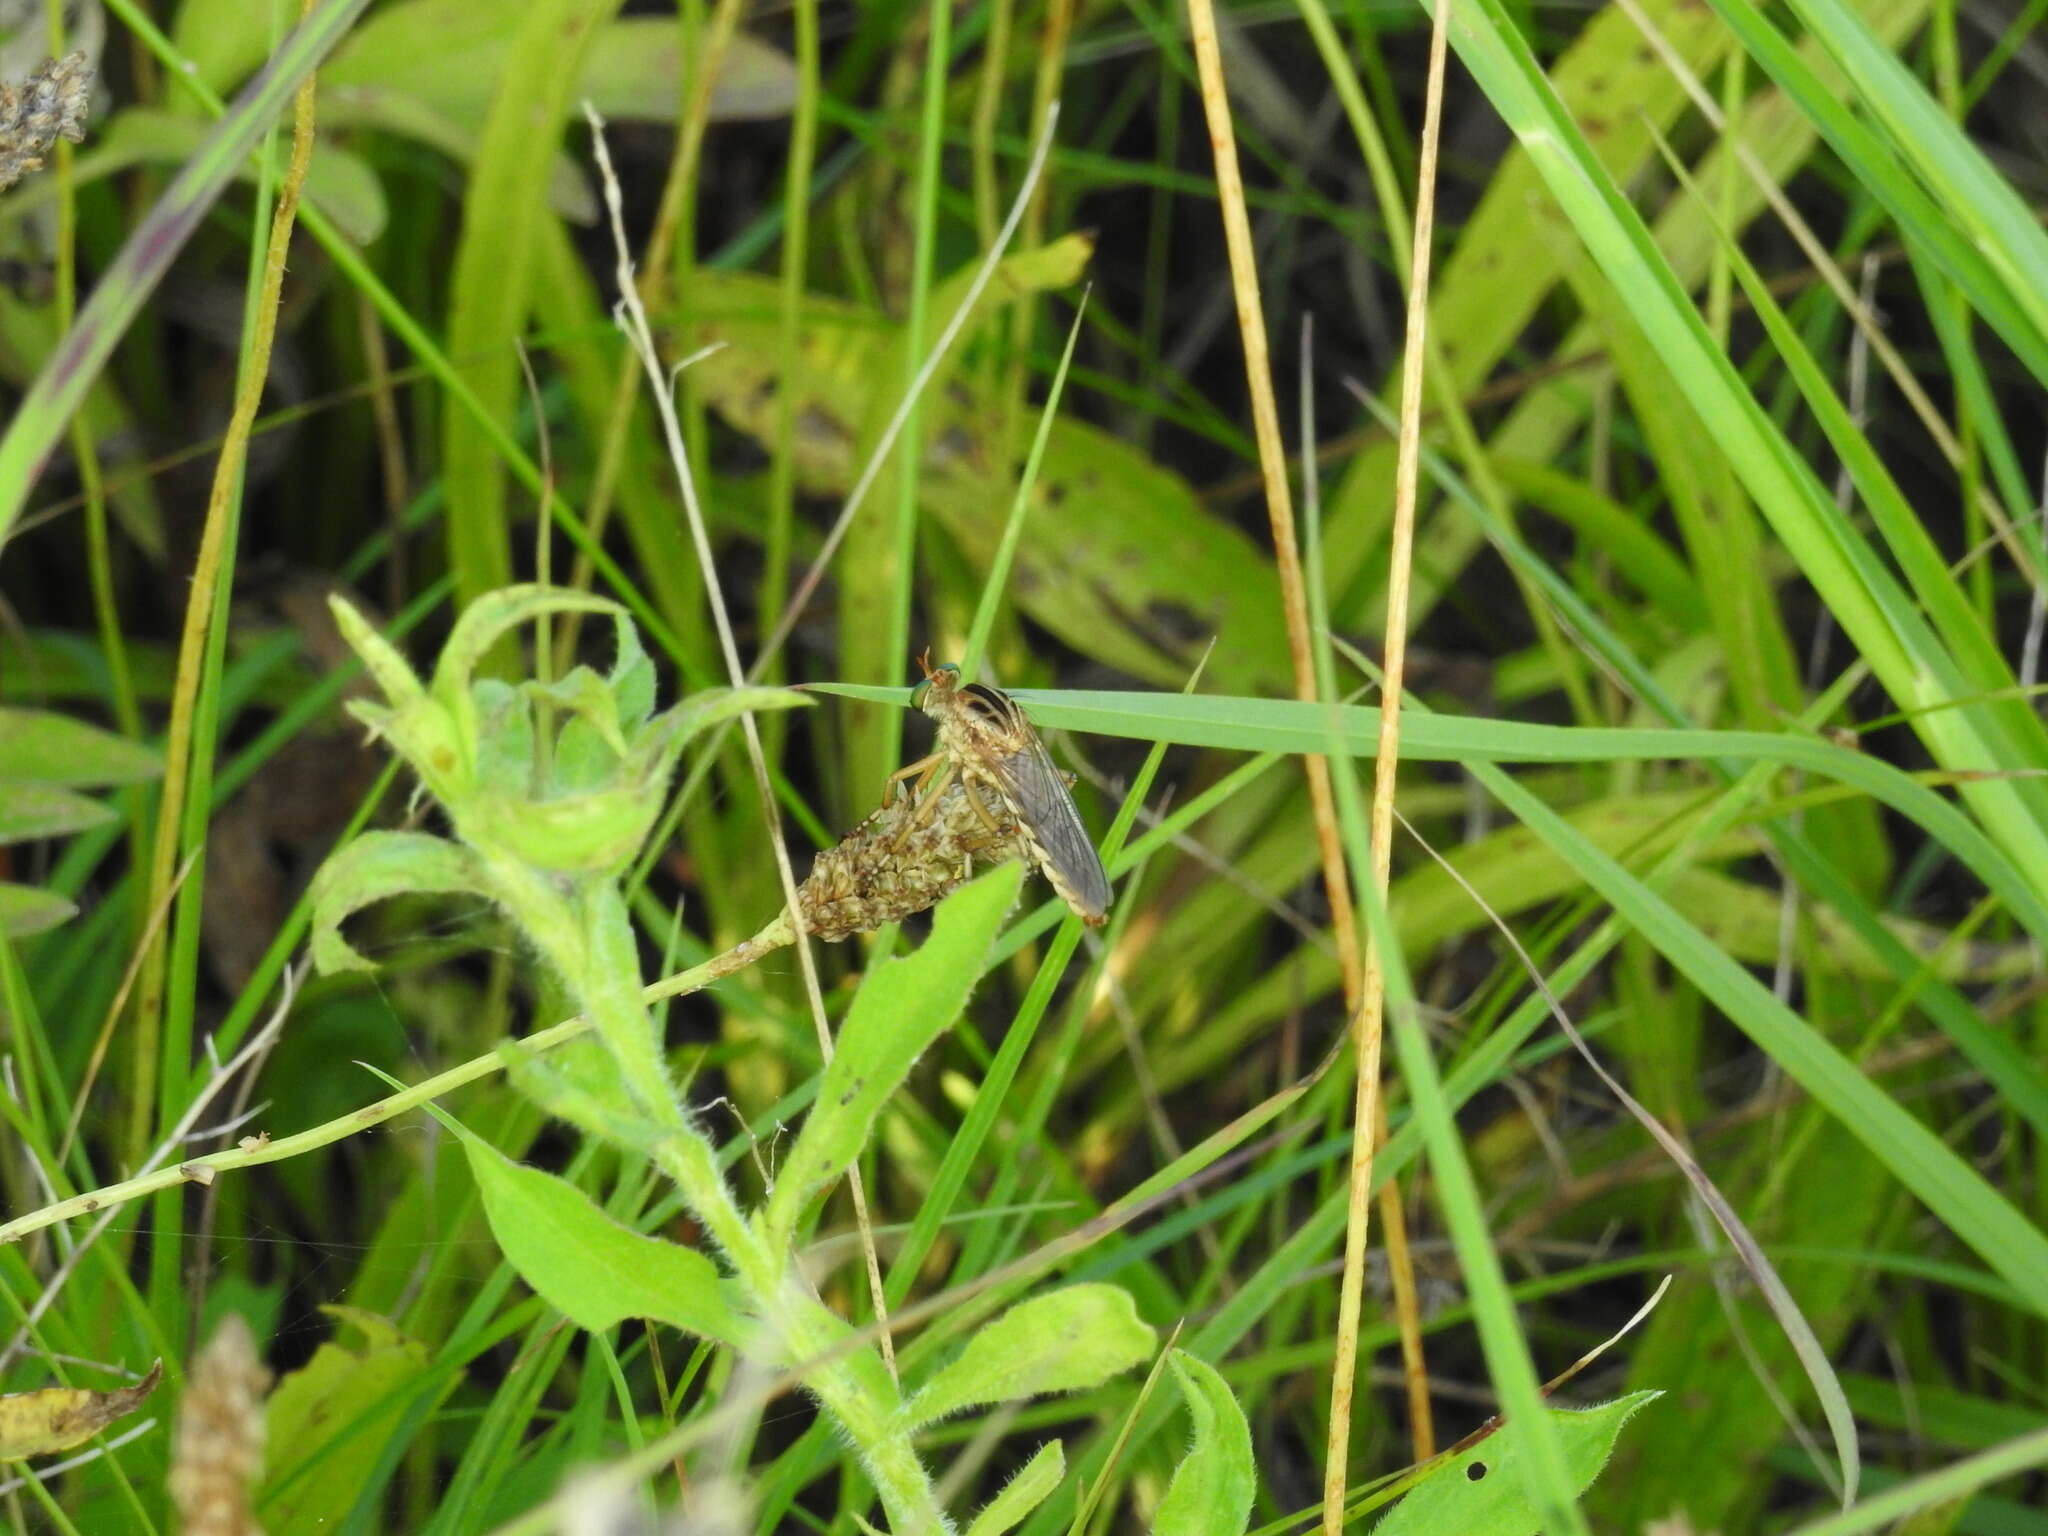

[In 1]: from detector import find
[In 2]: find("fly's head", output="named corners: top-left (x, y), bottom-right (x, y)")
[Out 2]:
top-left (910, 648), bottom-right (960, 716)
top-left (911, 650), bottom-right (1028, 761)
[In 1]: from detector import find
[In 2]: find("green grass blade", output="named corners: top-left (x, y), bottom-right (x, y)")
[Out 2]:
top-left (0, 0), bottom-right (374, 543)
top-left (1780, 0), bottom-right (2048, 351)
top-left (1699, 0), bottom-right (2048, 386)
top-left (1482, 765), bottom-right (2048, 1315)
top-left (1396, 0), bottom-right (2048, 911)
top-left (814, 682), bottom-right (2048, 949)
top-left (440, 0), bottom-right (620, 612)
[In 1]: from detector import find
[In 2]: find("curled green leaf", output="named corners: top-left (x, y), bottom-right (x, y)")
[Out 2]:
top-left (308, 830), bottom-right (489, 974)
top-left (429, 584), bottom-right (620, 717)
top-left (1155, 1350), bottom-right (1254, 1536)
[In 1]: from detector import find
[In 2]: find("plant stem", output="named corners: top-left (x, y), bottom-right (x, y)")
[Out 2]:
top-left (0, 923), bottom-right (790, 1248)
top-left (505, 866), bottom-right (949, 1530)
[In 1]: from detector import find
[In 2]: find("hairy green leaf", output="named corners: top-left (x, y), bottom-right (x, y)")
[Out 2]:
top-left (430, 586), bottom-right (620, 716)
top-left (1155, 1351), bottom-right (1254, 1536)
top-left (307, 831), bottom-right (489, 974)
top-left (964, 1440), bottom-right (1065, 1536)
top-left (456, 1127), bottom-right (741, 1345)
top-left (903, 1284), bottom-right (1151, 1428)
top-left (764, 863), bottom-right (1022, 1246)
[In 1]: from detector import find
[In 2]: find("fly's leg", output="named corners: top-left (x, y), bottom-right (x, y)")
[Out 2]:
top-left (960, 780), bottom-right (1012, 840)
top-left (891, 756), bottom-right (958, 849)
top-left (880, 751), bottom-right (943, 812)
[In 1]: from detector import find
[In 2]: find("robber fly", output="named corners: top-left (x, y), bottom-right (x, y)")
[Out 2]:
top-left (886, 651), bottom-right (1112, 926)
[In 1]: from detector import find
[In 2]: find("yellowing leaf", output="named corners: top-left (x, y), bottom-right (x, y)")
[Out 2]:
top-left (0, 1360), bottom-right (161, 1460)
top-left (680, 264), bottom-right (1291, 694)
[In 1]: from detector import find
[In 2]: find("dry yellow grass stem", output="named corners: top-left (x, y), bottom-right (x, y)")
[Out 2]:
top-left (1182, 0), bottom-right (1446, 1515)
top-left (1318, 0), bottom-right (1457, 1528)
top-left (128, 0), bottom-right (321, 1165)
top-left (585, 106), bottom-right (906, 1381)
top-left (1180, 0), bottom-right (1362, 1032)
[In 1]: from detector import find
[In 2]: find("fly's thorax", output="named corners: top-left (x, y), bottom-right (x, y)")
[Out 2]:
top-left (909, 655), bottom-right (1111, 925)
top-left (925, 677), bottom-right (1021, 755)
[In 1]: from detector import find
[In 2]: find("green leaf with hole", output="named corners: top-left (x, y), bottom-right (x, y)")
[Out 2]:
top-left (1155, 1350), bottom-right (1254, 1536)
top-left (1373, 1392), bottom-right (1662, 1535)
top-left (455, 1125), bottom-right (741, 1346)
top-left (763, 863), bottom-right (1022, 1247)
top-left (963, 1439), bottom-right (1064, 1536)
top-left (902, 1284), bottom-right (1151, 1428)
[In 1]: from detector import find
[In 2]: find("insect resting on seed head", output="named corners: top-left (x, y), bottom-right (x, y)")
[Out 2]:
top-left (883, 650), bottom-right (1112, 927)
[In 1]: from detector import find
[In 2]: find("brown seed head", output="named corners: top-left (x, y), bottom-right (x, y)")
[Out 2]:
top-left (168, 1315), bottom-right (271, 1536)
top-left (793, 779), bottom-right (1025, 941)
top-left (0, 52), bottom-right (93, 193)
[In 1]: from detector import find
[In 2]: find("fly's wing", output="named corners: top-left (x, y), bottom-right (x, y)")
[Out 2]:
top-left (985, 732), bottom-right (1112, 922)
